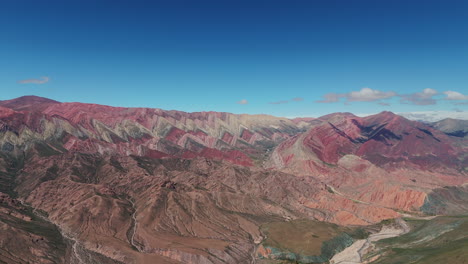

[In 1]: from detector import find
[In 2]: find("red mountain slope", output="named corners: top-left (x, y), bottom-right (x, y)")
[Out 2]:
top-left (0, 96), bottom-right (466, 263)
top-left (268, 111), bottom-right (467, 212)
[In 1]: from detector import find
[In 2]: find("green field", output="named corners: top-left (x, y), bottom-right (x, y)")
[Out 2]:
top-left (259, 219), bottom-right (368, 263)
top-left (367, 216), bottom-right (468, 264)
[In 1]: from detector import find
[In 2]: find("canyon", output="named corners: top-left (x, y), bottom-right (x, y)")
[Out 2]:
top-left (0, 96), bottom-right (467, 263)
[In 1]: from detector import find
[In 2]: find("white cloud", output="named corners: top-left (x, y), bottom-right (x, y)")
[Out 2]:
top-left (423, 88), bottom-right (437, 96)
top-left (17, 76), bottom-right (50, 84)
top-left (237, 99), bottom-right (248, 105)
top-left (400, 88), bottom-right (438, 105)
top-left (347, 88), bottom-right (396, 102)
top-left (317, 88), bottom-right (395, 103)
top-left (317, 88), bottom-right (468, 106)
top-left (443, 91), bottom-right (468, 100)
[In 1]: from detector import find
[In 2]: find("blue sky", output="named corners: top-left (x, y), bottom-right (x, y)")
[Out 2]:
top-left (0, 0), bottom-right (467, 117)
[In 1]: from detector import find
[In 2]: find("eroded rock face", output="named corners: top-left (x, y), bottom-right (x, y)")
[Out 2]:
top-left (11, 155), bottom-right (347, 263)
top-left (0, 96), bottom-right (467, 263)
top-left (268, 111), bottom-right (468, 213)
top-left (0, 96), bottom-right (304, 167)
top-left (270, 112), bottom-right (464, 172)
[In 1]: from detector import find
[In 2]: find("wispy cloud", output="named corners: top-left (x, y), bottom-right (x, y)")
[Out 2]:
top-left (443, 91), bottom-right (468, 100)
top-left (17, 76), bottom-right (50, 84)
top-left (269, 100), bottom-right (289, 105)
top-left (400, 88), bottom-right (438, 105)
top-left (237, 99), bottom-right (248, 105)
top-left (269, 97), bottom-right (305, 105)
top-left (316, 93), bottom-right (343, 103)
top-left (317, 88), bottom-right (395, 103)
top-left (378, 102), bottom-right (390, 106)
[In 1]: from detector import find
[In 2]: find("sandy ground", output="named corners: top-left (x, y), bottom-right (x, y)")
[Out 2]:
top-left (330, 218), bottom-right (409, 264)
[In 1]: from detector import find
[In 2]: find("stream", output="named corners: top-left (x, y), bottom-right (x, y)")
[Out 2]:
top-left (18, 199), bottom-right (93, 264)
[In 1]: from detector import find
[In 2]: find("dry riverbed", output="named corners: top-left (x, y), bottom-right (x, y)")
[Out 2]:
top-left (330, 218), bottom-right (409, 264)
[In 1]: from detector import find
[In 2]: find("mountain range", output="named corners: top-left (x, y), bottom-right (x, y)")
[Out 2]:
top-left (0, 96), bottom-right (466, 264)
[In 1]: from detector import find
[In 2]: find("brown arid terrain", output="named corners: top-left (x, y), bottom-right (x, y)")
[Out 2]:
top-left (0, 96), bottom-right (467, 264)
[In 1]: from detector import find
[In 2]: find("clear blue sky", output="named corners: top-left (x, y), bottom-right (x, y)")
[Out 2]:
top-left (1, 0), bottom-right (467, 117)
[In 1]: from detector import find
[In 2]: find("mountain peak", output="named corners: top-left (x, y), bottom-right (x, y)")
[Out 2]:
top-left (318, 112), bottom-right (357, 121)
top-left (365, 111), bottom-right (407, 122)
top-left (378, 110), bottom-right (396, 115)
top-left (0, 95), bottom-right (60, 111)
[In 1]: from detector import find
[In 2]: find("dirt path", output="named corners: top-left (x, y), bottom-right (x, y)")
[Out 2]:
top-left (127, 198), bottom-right (143, 252)
top-left (330, 218), bottom-right (409, 264)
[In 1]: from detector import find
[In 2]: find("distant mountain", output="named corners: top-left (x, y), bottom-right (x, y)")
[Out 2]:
top-left (0, 96), bottom-right (467, 264)
top-left (398, 111), bottom-right (468, 123)
top-left (0, 95), bottom-right (60, 111)
top-left (429, 118), bottom-right (468, 138)
top-left (270, 111), bottom-right (464, 171)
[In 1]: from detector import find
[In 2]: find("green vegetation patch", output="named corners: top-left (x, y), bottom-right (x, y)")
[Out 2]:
top-left (0, 203), bottom-right (67, 263)
top-left (259, 219), bottom-right (368, 263)
top-left (368, 215), bottom-right (468, 264)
